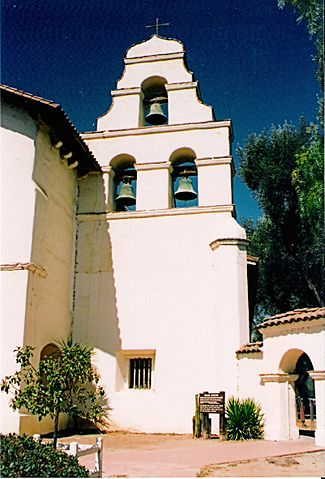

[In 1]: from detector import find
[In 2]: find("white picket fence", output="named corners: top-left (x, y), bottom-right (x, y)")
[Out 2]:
top-left (33, 434), bottom-right (103, 477)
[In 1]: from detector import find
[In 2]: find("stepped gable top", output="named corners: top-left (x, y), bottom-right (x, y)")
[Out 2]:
top-left (0, 84), bottom-right (101, 176)
top-left (126, 34), bottom-right (184, 59)
top-left (257, 307), bottom-right (325, 331)
top-left (236, 342), bottom-right (263, 354)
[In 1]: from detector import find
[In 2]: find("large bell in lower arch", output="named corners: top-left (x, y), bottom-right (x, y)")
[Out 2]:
top-left (116, 182), bottom-right (136, 207)
top-left (145, 101), bottom-right (167, 125)
top-left (174, 177), bottom-right (197, 201)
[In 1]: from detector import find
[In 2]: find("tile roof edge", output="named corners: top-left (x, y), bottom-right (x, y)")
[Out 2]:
top-left (257, 307), bottom-right (325, 330)
top-left (1, 84), bottom-right (101, 173)
top-left (0, 84), bottom-right (60, 108)
top-left (236, 341), bottom-right (263, 354)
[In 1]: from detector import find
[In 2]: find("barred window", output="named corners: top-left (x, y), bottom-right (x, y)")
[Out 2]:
top-left (129, 357), bottom-right (152, 389)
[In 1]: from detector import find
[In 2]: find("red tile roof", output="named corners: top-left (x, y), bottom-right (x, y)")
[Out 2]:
top-left (247, 254), bottom-right (259, 264)
top-left (1, 84), bottom-right (60, 108)
top-left (1, 84), bottom-right (101, 175)
top-left (236, 342), bottom-right (263, 354)
top-left (257, 307), bottom-right (325, 331)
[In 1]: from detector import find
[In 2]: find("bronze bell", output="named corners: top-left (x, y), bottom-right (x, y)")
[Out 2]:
top-left (145, 100), bottom-right (167, 125)
top-left (174, 177), bottom-right (197, 201)
top-left (116, 181), bottom-right (136, 207)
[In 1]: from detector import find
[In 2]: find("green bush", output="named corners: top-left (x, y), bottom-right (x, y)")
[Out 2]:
top-left (226, 397), bottom-right (264, 440)
top-left (0, 433), bottom-right (89, 477)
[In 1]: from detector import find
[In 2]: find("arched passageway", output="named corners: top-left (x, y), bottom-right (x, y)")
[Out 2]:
top-left (294, 353), bottom-right (316, 435)
top-left (278, 349), bottom-right (316, 437)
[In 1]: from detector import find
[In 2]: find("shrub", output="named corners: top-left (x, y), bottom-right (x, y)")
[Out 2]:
top-left (0, 433), bottom-right (89, 477)
top-left (225, 397), bottom-right (264, 440)
top-left (1, 341), bottom-right (109, 448)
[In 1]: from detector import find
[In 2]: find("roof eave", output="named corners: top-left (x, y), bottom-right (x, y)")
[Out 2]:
top-left (1, 84), bottom-right (101, 176)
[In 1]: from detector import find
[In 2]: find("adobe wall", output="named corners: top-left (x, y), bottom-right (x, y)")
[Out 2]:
top-left (1, 105), bottom-right (37, 434)
top-left (1, 105), bottom-right (77, 434)
top-left (74, 175), bottom-right (250, 432)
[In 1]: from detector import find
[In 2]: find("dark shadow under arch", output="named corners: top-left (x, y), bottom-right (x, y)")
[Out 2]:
top-left (40, 343), bottom-right (60, 360)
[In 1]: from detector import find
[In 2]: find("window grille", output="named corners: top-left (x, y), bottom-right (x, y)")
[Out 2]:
top-left (129, 357), bottom-right (152, 389)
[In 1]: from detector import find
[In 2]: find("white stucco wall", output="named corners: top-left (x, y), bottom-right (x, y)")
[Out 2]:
top-left (20, 128), bottom-right (78, 434)
top-left (75, 33), bottom-right (248, 433)
top-left (166, 86), bottom-right (213, 124)
top-left (97, 35), bottom-right (213, 131)
top-left (262, 322), bottom-right (325, 373)
top-left (125, 35), bottom-right (184, 59)
top-left (116, 58), bottom-right (192, 92)
top-left (238, 320), bottom-right (325, 445)
top-left (24, 128), bottom-right (77, 351)
top-left (1, 103), bottom-right (78, 435)
top-left (83, 124), bottom-right (233, 212)
top-left (0, 271), bottom-right (28, 433)
top-left (237, 352), bottom-right (264, 405)
top-left (1, 105), bottom-right (37, 434)
top-left (1, 104), bottom-right (37, 263)
top-left (261, 322), bottom-right (325, 445)
top-left (73, 201), bottom-right (249, 432)
top-left (88, 125), bottom-right (231, 166)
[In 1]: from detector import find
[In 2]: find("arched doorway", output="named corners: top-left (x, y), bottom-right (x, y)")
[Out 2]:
top-left (294, 353), bottom-right (316, 435)
top-left (40, 343), bottom-right (60, 361)
top-left (40, 343), bottom-right (60, 386)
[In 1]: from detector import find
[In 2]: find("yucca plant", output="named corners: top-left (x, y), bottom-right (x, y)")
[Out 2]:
top-left (226, 397), bottom-right (264, 440)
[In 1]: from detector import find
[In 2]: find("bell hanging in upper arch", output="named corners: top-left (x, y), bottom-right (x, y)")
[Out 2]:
top-left (145, 99), bottom-right (167, 126)
top-left (116, 180), bottom-right (136, 207)
top-left (174, 176), bottom-right (197, 201)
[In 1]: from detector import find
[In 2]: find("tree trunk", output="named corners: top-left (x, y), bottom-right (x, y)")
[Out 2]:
top-left (292, 254), bottom-right (323, 306)
top-left (53, 409), bottom-right (60, 449)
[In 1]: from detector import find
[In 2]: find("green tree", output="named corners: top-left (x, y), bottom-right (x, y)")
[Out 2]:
top-left (292, 125), bottom-right (323, 223)
top-left (238, 119), bottom-right (323, 316)
top-left (1, 339), bottom-right (109, 448)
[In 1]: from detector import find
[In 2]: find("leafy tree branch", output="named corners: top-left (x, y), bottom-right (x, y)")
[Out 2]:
top-left (1, 339), bottom-right (109, 448)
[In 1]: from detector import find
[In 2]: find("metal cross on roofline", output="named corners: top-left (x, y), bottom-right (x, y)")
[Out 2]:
top-left (146, 18), bottom-right (170, 35)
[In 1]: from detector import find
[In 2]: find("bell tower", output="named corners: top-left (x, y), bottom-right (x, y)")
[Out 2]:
top-left (83, 34), bottom-right (235, 213)
top-left (76, 34), bottom-right (250, 434)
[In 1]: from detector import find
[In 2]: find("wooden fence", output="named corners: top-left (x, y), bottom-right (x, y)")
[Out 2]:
top-left (33, 434), bottom-right (103, 477)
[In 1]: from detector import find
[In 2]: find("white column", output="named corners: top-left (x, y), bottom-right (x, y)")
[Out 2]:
top-left (309, 370), bottom-right (325, 446)
top-left (209, 239), bottom-right (250, 393)
top-left (97, 88), bottom-right (142, 130)
top-left (195, 157), bottom-right (234, 207)
top-left (260, 373), bottom-right (299, 441)
top-left (102, 166), bottom-right (115, 212)
top-left (135, 162), bottom-right (172, 211)
top-left (287, 375), bottom-right (300, 440)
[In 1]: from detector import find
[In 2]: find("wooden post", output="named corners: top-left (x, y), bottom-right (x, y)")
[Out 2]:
top-left (96, 437), bottom-right (103, 478)
top-left (33, 434), bottom-right (41, 443)
top-left (70, 441), bottom-right (79, 457)
top-left (219, 413), bottom-right (227, 440)
top-left (202, 413), bottom-right (211, 439)
top-left (193, 394), bottom-right (202, 438)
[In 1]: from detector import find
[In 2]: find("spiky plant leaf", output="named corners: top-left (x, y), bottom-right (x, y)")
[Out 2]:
top-left (226, 397), bottom-right (264, 440)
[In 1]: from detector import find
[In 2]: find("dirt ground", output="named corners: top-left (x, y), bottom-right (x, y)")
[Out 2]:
top-left (197, 450), bottom-right (325, 477)
top-left (58, 431), bottom-right (325, 477)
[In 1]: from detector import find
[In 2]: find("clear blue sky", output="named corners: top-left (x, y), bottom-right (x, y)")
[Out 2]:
top-left (1, 0), bottom-right (319, 220)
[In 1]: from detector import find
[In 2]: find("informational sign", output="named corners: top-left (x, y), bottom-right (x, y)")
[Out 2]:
top-left (199, 391), bottom-right (225, 414)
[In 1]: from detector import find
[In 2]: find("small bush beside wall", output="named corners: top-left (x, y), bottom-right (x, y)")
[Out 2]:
top-left (0, 433), bottom-right (89, 477)
top-left (226, 397), bottom-right (264, 440)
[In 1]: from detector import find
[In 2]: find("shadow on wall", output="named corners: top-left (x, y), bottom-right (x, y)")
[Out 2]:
top-left (1, 102), bottom-right (37, 139)
top-left (73, 173), bottom-right (121, 358)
